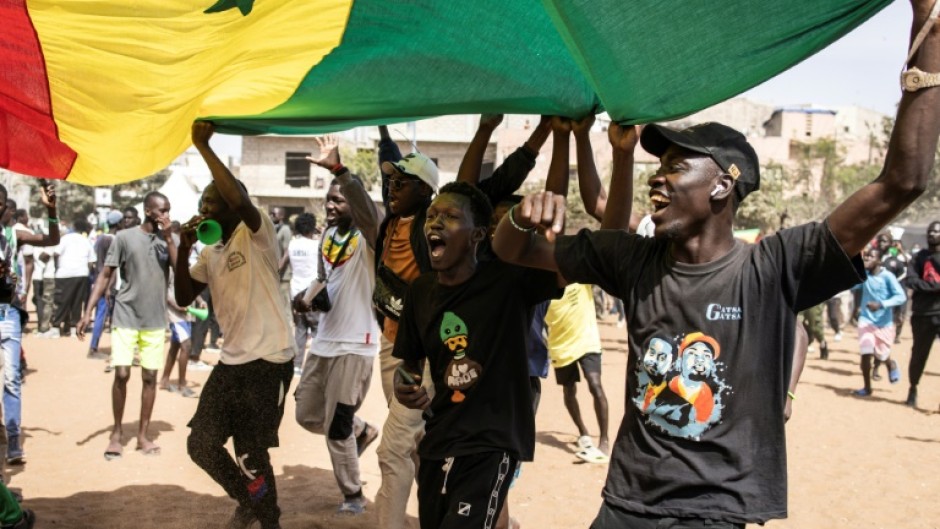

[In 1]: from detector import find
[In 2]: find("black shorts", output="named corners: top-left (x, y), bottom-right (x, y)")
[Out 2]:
top-left (591, 501), bottom-right (744, 529)
top-left (554, 352), bottom-right (602, 386)
top-left (188, 358), bottom-right (294, 449)
top-left (417, 451), bottom-right (519, 529)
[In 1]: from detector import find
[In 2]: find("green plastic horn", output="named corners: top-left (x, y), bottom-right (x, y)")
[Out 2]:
top-left (186, 307), bottom-right (209, 321)
top-left (197, 219), bottom-right (222, 245)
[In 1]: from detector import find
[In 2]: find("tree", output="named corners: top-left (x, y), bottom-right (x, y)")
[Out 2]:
top-left (342, 147), bottom-right (380, 190)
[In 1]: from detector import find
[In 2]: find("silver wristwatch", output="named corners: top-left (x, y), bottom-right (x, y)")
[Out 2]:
top-left (901, 66), bottom-right (940, 92)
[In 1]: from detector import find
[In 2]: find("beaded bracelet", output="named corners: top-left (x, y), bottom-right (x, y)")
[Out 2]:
top-left (508, 204), bottom-right (536, 233)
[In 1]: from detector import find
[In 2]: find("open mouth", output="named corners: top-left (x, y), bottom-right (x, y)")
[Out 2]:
top-left (650, 193), bottom-right (671, 212)
top-left (428, 233), bottom-right (446, 258)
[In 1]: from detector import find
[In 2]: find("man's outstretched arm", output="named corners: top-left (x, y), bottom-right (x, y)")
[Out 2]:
top-left (192, 121), bottom-right (262, 232)
top-left (456, 114), bottom-right (504, 185)
top-left (828, 1), bottom-right (940, 256)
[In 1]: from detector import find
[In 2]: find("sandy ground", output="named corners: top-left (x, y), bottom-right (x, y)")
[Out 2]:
top-left (7, 315), bottom-right (940, 529)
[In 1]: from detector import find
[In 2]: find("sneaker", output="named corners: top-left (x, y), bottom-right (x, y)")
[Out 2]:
top-left (338, 498), bottom-right (365, 516)
top-left (188, 360), bottom-right (213, 371)
top-left (888, 364), bottom-right (902, 384)
top-left (833, 332), bottom-right (843, 342)
top-left (87, 349), bottom-right (109, 361)
top-left (225, 504), bottom-right (257, 529)
top-left (104, 364), bottom-right (114, 373)
top-left (37, 328), bottom-right (59, 339)
top-left (820, 343), bottom-right (829, 360)
top-left (293, 367), bottom-right (302, 377)
top-left (852, 388), bottom-right (872, 398)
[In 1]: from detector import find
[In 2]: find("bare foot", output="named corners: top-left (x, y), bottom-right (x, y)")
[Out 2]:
top-left (135, 439), bottom-right (161, 456)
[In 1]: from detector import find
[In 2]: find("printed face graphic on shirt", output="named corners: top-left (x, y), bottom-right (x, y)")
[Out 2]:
top-left (440, 311), bottom-right (481, 403)
top-left (633, 331), bottom-right (730, 440)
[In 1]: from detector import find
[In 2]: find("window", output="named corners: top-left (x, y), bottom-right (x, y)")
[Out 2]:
top-left (285, 152), bottom-right (311, 188)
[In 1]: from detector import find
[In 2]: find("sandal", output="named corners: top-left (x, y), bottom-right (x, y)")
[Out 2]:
top-left (576, 446), bottom-right (610, 464)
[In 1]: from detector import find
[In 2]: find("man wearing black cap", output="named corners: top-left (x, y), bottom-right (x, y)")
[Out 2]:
top-left (492, 3), bottom-right (940, 524)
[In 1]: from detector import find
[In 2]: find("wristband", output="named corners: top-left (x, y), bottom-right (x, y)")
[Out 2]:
top-left (787, 391), bottom-right (796, 401)
top-left (507, 204), bottom-right (536, 233)
top-left (330, 163), bottom-right (346, 175)
top-left (47, 217), bottom-right (58, 224)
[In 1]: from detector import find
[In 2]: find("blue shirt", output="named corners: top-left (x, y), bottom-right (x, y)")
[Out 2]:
top-left (857, 268), bottom-right (907, 328)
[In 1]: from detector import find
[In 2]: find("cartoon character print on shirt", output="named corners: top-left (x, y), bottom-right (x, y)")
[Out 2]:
top-left (440, 311), bottom-right (482, 403)
top-left (633, 331), bottom-right (731, 440)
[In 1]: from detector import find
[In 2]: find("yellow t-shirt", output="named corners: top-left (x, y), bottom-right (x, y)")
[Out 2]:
top-left (381, 216), bottom-right (422, 343)
top-left (544, 283), bottom-right (603, 368)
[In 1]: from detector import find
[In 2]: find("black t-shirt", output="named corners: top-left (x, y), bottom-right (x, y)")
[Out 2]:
top-left (554, 221), bottom-right (863, 524)
top-left (906, 249), bottom-right (940, 315)
top-left (393, 259), bottom-right (560, 462)
top-left (882, 253), bottom-right (906, 280)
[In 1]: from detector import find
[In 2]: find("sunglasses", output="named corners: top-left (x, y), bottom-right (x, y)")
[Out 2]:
top-left (389, 177), bottom-right (421, 191)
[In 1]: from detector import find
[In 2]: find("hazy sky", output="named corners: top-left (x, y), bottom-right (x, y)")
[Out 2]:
top-left (210, 1), bottom-right (910, 160)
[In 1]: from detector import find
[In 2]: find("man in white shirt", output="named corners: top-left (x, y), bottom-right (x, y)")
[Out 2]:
top-left (294, 136), bottom-right (380, 515)
top-left (176, 122), bottom-right (295, 529)
top-left (45, 218), bottom-right (95, 338)
top-left (284, 212), bottom-right (320, 374)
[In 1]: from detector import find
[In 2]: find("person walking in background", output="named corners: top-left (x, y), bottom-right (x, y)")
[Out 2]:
top-left (87, 211), bottom-right (124, 359)
top-left (0, 182), bottom-right (59, 468)
top-left (285, 213), bottom-right (320, 376)
top-left (852, 246), bottom-right (906, 397)
top-left (45, 218), bottom-right (95, 338)
top-left (904, 220), bottom-right (940, 408)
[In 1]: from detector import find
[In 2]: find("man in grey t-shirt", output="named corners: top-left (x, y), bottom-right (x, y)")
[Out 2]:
top-left (78, 192), bottom-right (176, 460)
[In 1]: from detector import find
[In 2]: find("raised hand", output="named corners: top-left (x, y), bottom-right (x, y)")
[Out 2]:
top-left (609, 122), bottom-right (641, 153)
top-left (480, 114), bottom-right (504, 130)
top-left (306, 135), bottom-right (341, 169)
top-left (551, 116), bottom-right (573, 134)
top-left (571, 114), bottom-right (596, 137)
top-left (192, 121), bottom-right (215, 148)
top-left (179, 215), bottom-right (203, 247)
top-left (514, 191), bottom-right (567, 242)
top-left (38, 180), bottom-right (56, 209)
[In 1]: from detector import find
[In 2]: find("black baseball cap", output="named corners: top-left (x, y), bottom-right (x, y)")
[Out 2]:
top-left (640, 122), bottom-right (760, 203)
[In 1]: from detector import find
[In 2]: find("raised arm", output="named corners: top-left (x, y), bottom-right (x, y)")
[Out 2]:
top-left (492, 191), bottom-right (566, 273)
top-left (545, 117), bottom-right (572, 196)
top-left (600, 123), bottom-right (641, 231)
top-left (378, 125), bottom-right (402, 207)
top-left (572, 115), bottom-right (605, 222)
top-left (192, 122), bottom-right (262, 232)
top-left (456, 114), bottom-right (504, 184)
top-left (478, 116), bottom-right (551, 204)
top-left (308, 136), bottom-right (379, 249)
top-left (15, 181), bottom-right (59, 247)
top-left (828, 1), bottom-right (940, 256)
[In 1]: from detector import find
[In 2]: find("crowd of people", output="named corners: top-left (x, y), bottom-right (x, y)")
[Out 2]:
top-left (0, 4), bottom-right (937, 529)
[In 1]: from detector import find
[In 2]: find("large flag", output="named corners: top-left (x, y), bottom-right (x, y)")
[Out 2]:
top-left (0, 0), bottom-right (892, 185)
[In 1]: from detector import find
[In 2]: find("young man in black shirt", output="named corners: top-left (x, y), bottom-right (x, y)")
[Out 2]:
top-left (394, 182), bottom-right (560, 529)
top-left (904, 220), bottom-right (940, 408)
top-left (492, 4), bottom-right (940, 524)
